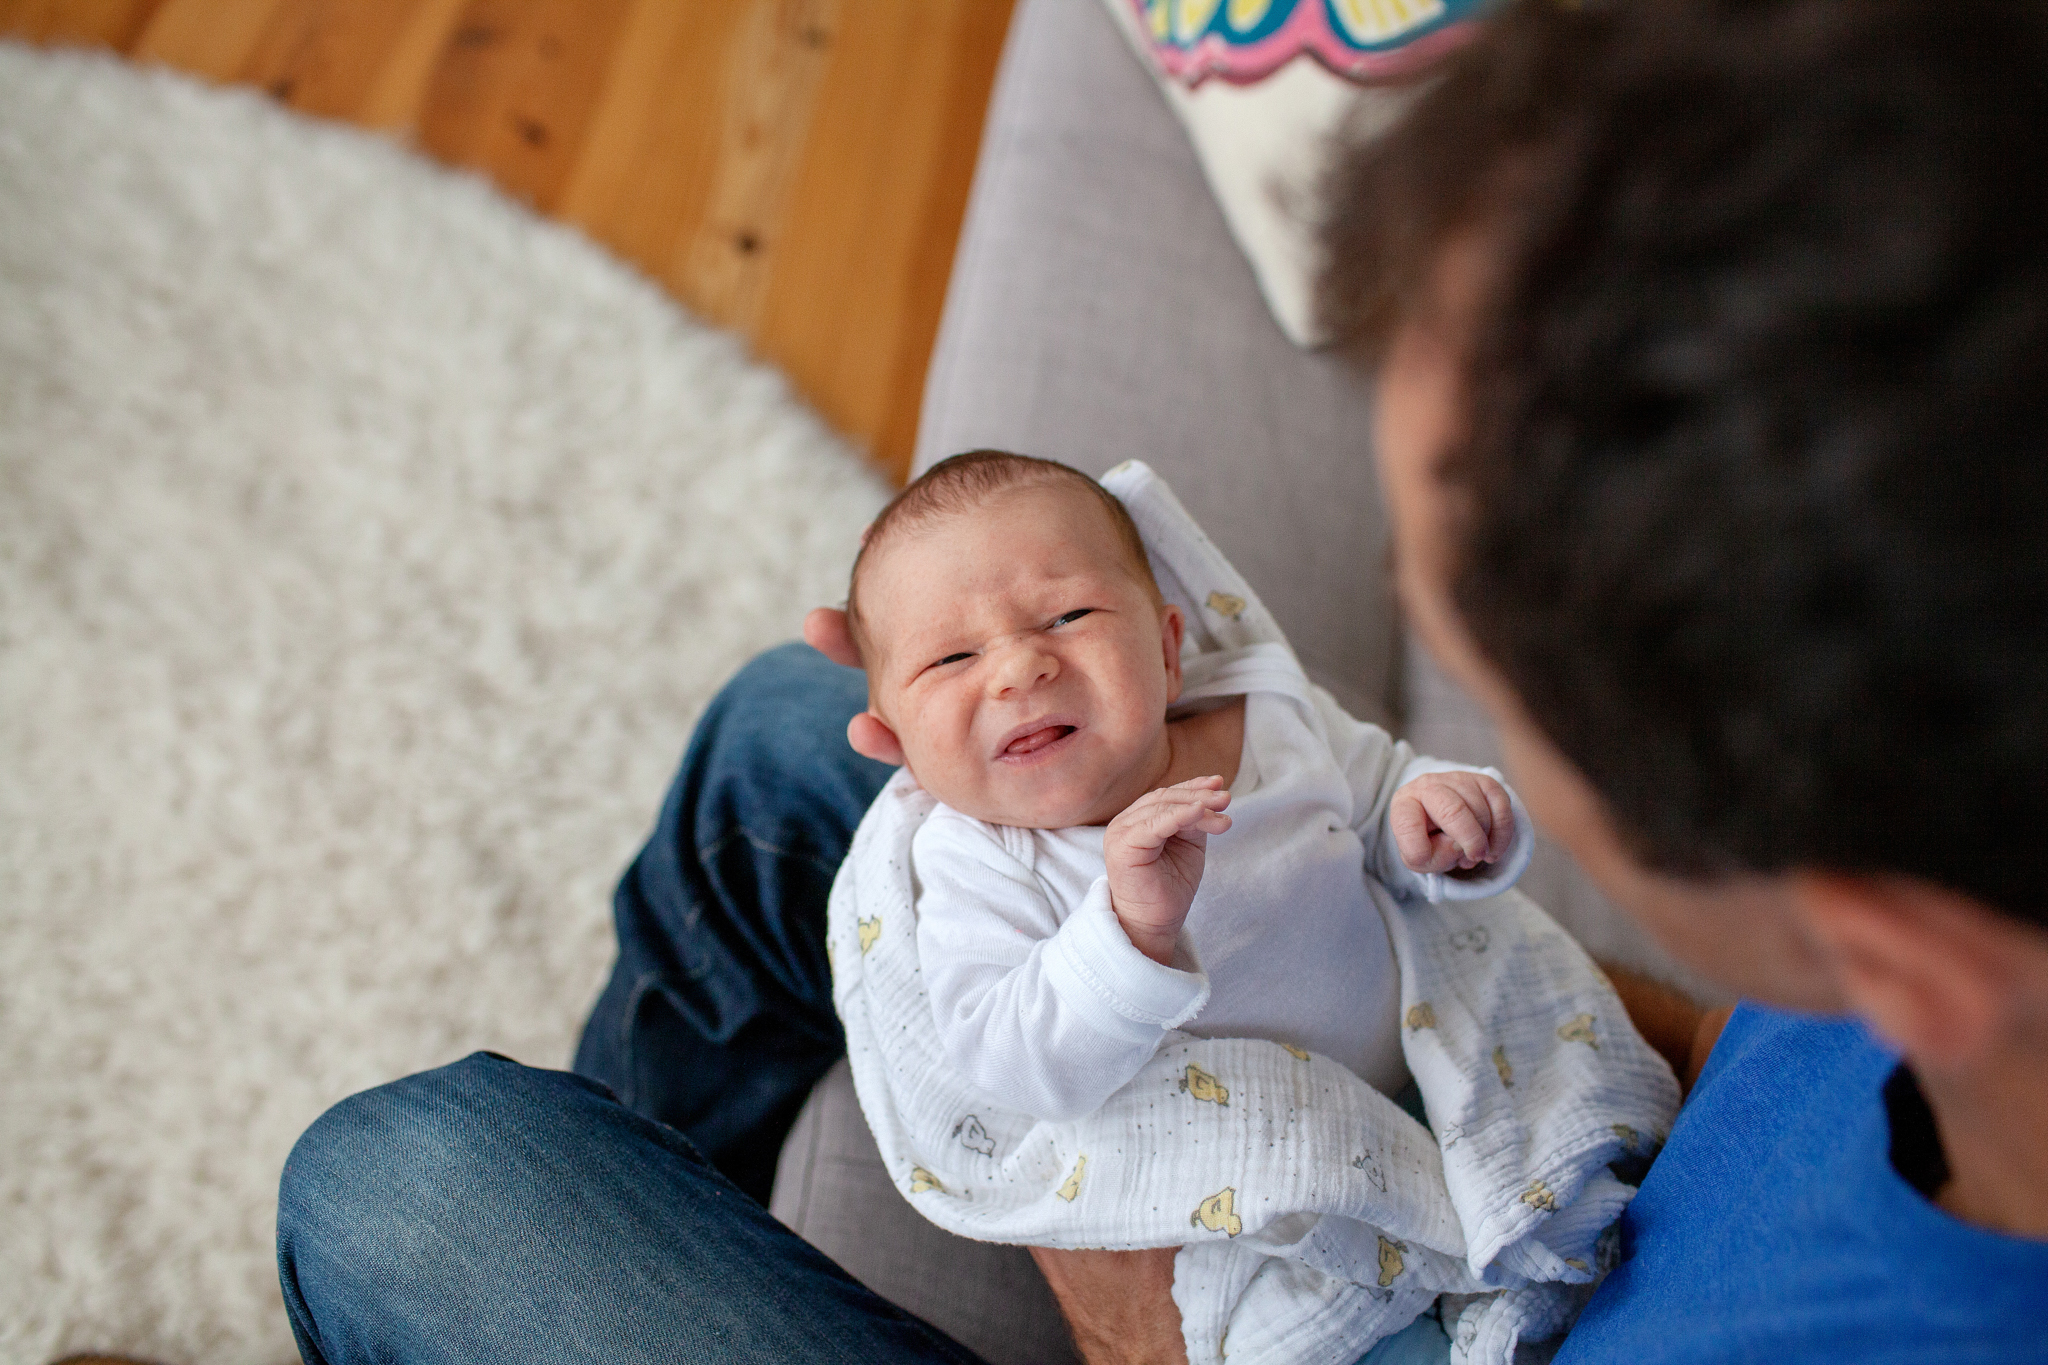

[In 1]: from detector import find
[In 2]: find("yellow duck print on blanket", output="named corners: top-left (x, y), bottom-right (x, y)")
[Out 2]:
top-left (1057, 1155), bottom-right (1087, 1202)
top-left (1179, 1063), bottom-right (1230, 1105)
top-left (1376, 1235), bottom-right (1406, 1288)
top-left (857, 916), bottom-right (882, 955)
top-left (1205, 590), bottom-right (1246, 620)
top-left (1557, 1013), bottom-right (1599, 1049)
top-left (1191, 1187), bottom-right (1243, 1236)
top-left (909, 1166), bottom-right (945, 1195)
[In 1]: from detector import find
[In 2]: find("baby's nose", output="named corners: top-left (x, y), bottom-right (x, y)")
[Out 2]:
top-left (990, 640), bottom-right (1058, 695)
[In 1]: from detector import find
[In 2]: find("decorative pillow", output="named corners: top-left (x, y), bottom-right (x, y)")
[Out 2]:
top-left (1102, 0), bottom-right (1491, 347)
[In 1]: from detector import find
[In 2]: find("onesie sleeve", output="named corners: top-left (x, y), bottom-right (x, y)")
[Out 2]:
top-left (1311, 686), bottom-right (1536, 904)
top-left (914, 812), bottom-right (1209, 1123)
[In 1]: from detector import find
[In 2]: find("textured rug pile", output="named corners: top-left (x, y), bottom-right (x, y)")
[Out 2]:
top-left (0, 43), bottom-right (887, 1365)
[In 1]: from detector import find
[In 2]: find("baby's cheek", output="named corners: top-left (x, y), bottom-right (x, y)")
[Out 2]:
top-left (906, 735), bottom-right (987, 810)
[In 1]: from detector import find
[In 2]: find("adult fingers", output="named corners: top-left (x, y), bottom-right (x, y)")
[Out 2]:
top-left (802, 607), bottom-right (862, 669)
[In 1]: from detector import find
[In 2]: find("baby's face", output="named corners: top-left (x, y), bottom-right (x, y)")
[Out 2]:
top-left (859, 482), bottom-right (1183, 828)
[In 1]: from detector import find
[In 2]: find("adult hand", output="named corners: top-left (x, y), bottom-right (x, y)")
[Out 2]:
top-left (1029, 1246), bottom-right (1187, 1365)
top-left (803, 606), bottom-right (862, 669)
top-left (1601, 962), bottom-right (1734, 1095)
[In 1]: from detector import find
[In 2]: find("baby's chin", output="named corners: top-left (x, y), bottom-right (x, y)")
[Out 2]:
top-left (915, 771), bottom-right (1108, 830)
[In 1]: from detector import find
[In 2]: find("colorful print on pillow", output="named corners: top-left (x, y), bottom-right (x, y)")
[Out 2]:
top-left (1130, 0), bottom-right (1492, 86)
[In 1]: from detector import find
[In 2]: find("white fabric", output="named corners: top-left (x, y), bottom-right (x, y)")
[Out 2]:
top-left (831, 462), bottom-right (1681, 1365)
top-left (916, 647), bottom-right (1534, 1121)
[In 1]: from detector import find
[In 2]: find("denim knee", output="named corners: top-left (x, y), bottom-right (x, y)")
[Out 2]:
top-left (278, 1054), bottom-right (637, 1339)
top-left (276, 1053), bottom-right (989, 1365)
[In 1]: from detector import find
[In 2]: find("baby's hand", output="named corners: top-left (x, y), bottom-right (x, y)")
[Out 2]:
top-left (1103, 776), bottom-right (1232, 966)
top-left (1390, 771), bottom-right (1515, 876)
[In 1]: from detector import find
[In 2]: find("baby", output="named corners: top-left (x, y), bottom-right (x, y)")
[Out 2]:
top-left (842, 451), bottom-right (1531, 1120)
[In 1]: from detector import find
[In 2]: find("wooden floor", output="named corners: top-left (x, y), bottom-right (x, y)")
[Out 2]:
top-left (0, 0), bottom-right (1017, 482)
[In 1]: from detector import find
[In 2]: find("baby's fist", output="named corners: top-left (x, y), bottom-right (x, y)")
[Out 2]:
top-left (1390, 771), bottom-right (1515, 876)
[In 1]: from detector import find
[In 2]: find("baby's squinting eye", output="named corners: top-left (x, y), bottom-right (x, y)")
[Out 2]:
top-left (1050, 609), bottom-right (1095, 628)
top-left (933, 652), bottom-right (973, 668)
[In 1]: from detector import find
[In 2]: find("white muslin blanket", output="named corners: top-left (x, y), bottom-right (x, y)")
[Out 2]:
top-left (826, 462), bottom-right (1681, 1365)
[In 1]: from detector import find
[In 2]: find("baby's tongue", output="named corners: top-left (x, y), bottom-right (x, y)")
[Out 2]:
top-left (1005, 726), bottom-right (1070, 756)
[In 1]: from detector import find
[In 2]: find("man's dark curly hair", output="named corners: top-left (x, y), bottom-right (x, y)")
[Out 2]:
top-left (1322, 0), bottom-right (2048, 926)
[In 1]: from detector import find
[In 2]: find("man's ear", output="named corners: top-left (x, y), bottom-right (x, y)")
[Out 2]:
top-left (1792, 873), bottom-right (2014, 1066)
top-left (847, 710), bottom-right (907, 767)
top-left (1159, 602), bottom-right (1186, 704)
top-left (804, 606), bottom-right (863, 670)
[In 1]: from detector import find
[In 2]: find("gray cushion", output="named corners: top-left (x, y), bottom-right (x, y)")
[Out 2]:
top-left (771, 1060), bottom-right (1081, 1365)
top-left (768, 0), bottom-right (1716, 1349)
top-left (912, 0), bottom-right (1396, 729)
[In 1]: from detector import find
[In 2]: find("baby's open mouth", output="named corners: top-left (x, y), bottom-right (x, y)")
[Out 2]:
top-left (1002, 725), bottom-right (1076, 757)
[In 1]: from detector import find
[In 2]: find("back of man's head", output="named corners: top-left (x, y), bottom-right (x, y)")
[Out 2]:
top-left (1323, 0), bottom-right (2048, 925)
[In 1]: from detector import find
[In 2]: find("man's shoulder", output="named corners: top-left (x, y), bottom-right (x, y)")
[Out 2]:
top-left (1688, 1001), bottom-right (1873, 1101)
top-left (1554, 1005), bottom-right (2048, 1364)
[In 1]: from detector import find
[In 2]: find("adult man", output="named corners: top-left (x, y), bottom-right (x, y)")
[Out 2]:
top-left (277, 1), bottom-right (2048, 1361)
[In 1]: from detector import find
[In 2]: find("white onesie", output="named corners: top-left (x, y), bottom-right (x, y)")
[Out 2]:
top-left (914, 639), bottom-right (1534, 1123)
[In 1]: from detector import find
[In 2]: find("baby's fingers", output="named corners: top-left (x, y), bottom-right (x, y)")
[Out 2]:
top-left (1414, 780), bottom-right (1492, 868)
top-left (1159, 775), bottom-right (1232, 812)
top-left (1388, 792), bottom-right (1443, 872)
top-left (1128, 780), bottom-right (1231, 821)
top-left (1112, 789), bottom-right (1230, 852)
top-left (1477, 776), bottom-right (1516, 862)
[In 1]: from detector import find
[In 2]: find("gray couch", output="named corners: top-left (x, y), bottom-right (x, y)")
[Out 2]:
top-left (767, 2), bottom-right (1704, 1359)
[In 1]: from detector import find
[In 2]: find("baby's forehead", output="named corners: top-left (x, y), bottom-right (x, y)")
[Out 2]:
top-left (866, 482), bottom-right (1128, 576)
top-left (866, 512), bottom-right (1128, 615)
top-left (853, 475), bottom-right (1155, 660)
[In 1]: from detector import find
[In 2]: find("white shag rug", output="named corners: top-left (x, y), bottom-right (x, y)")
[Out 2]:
top-left (0, 43), bottom-right (888, 1365)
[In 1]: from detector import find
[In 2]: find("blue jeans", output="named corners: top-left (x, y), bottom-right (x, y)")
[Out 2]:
top-left (276, 644), bottom-right (985, 1364)
top-left (571, 642), bottom-right (896, 1206)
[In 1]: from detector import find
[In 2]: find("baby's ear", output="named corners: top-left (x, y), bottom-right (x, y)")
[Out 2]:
top-left (1159, 602), bottom-right (1186, 700)
top-left (847, 710), bottom-right (907, 767)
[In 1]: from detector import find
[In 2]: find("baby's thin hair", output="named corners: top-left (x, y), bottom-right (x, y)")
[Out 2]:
top-left (846, 451), bottom-right (1158, 665)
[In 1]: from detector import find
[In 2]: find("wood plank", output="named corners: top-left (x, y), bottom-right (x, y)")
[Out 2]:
top-left (760, 0), bottom-right (1011, 480)
top-left (671, 0), bottom-right (838, 335)
top-left (554, 0), bottom-right (748, 312)
top-left (415, 0), bottom-right (633, 212)
top-left (874, 0), bottom-right (1012, 476)
top-left (0, 0), bottom-right (164, 48)
top-left (130, 0), bottom-right (282, 79)
top-left (352, 0), bottom-right (466, 132)
top-left (235, 0), bottom-right (437, 119)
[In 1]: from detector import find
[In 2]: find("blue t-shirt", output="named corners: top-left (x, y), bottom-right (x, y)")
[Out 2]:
top-left (1552, 1004), bottom-right (2048, 1363)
